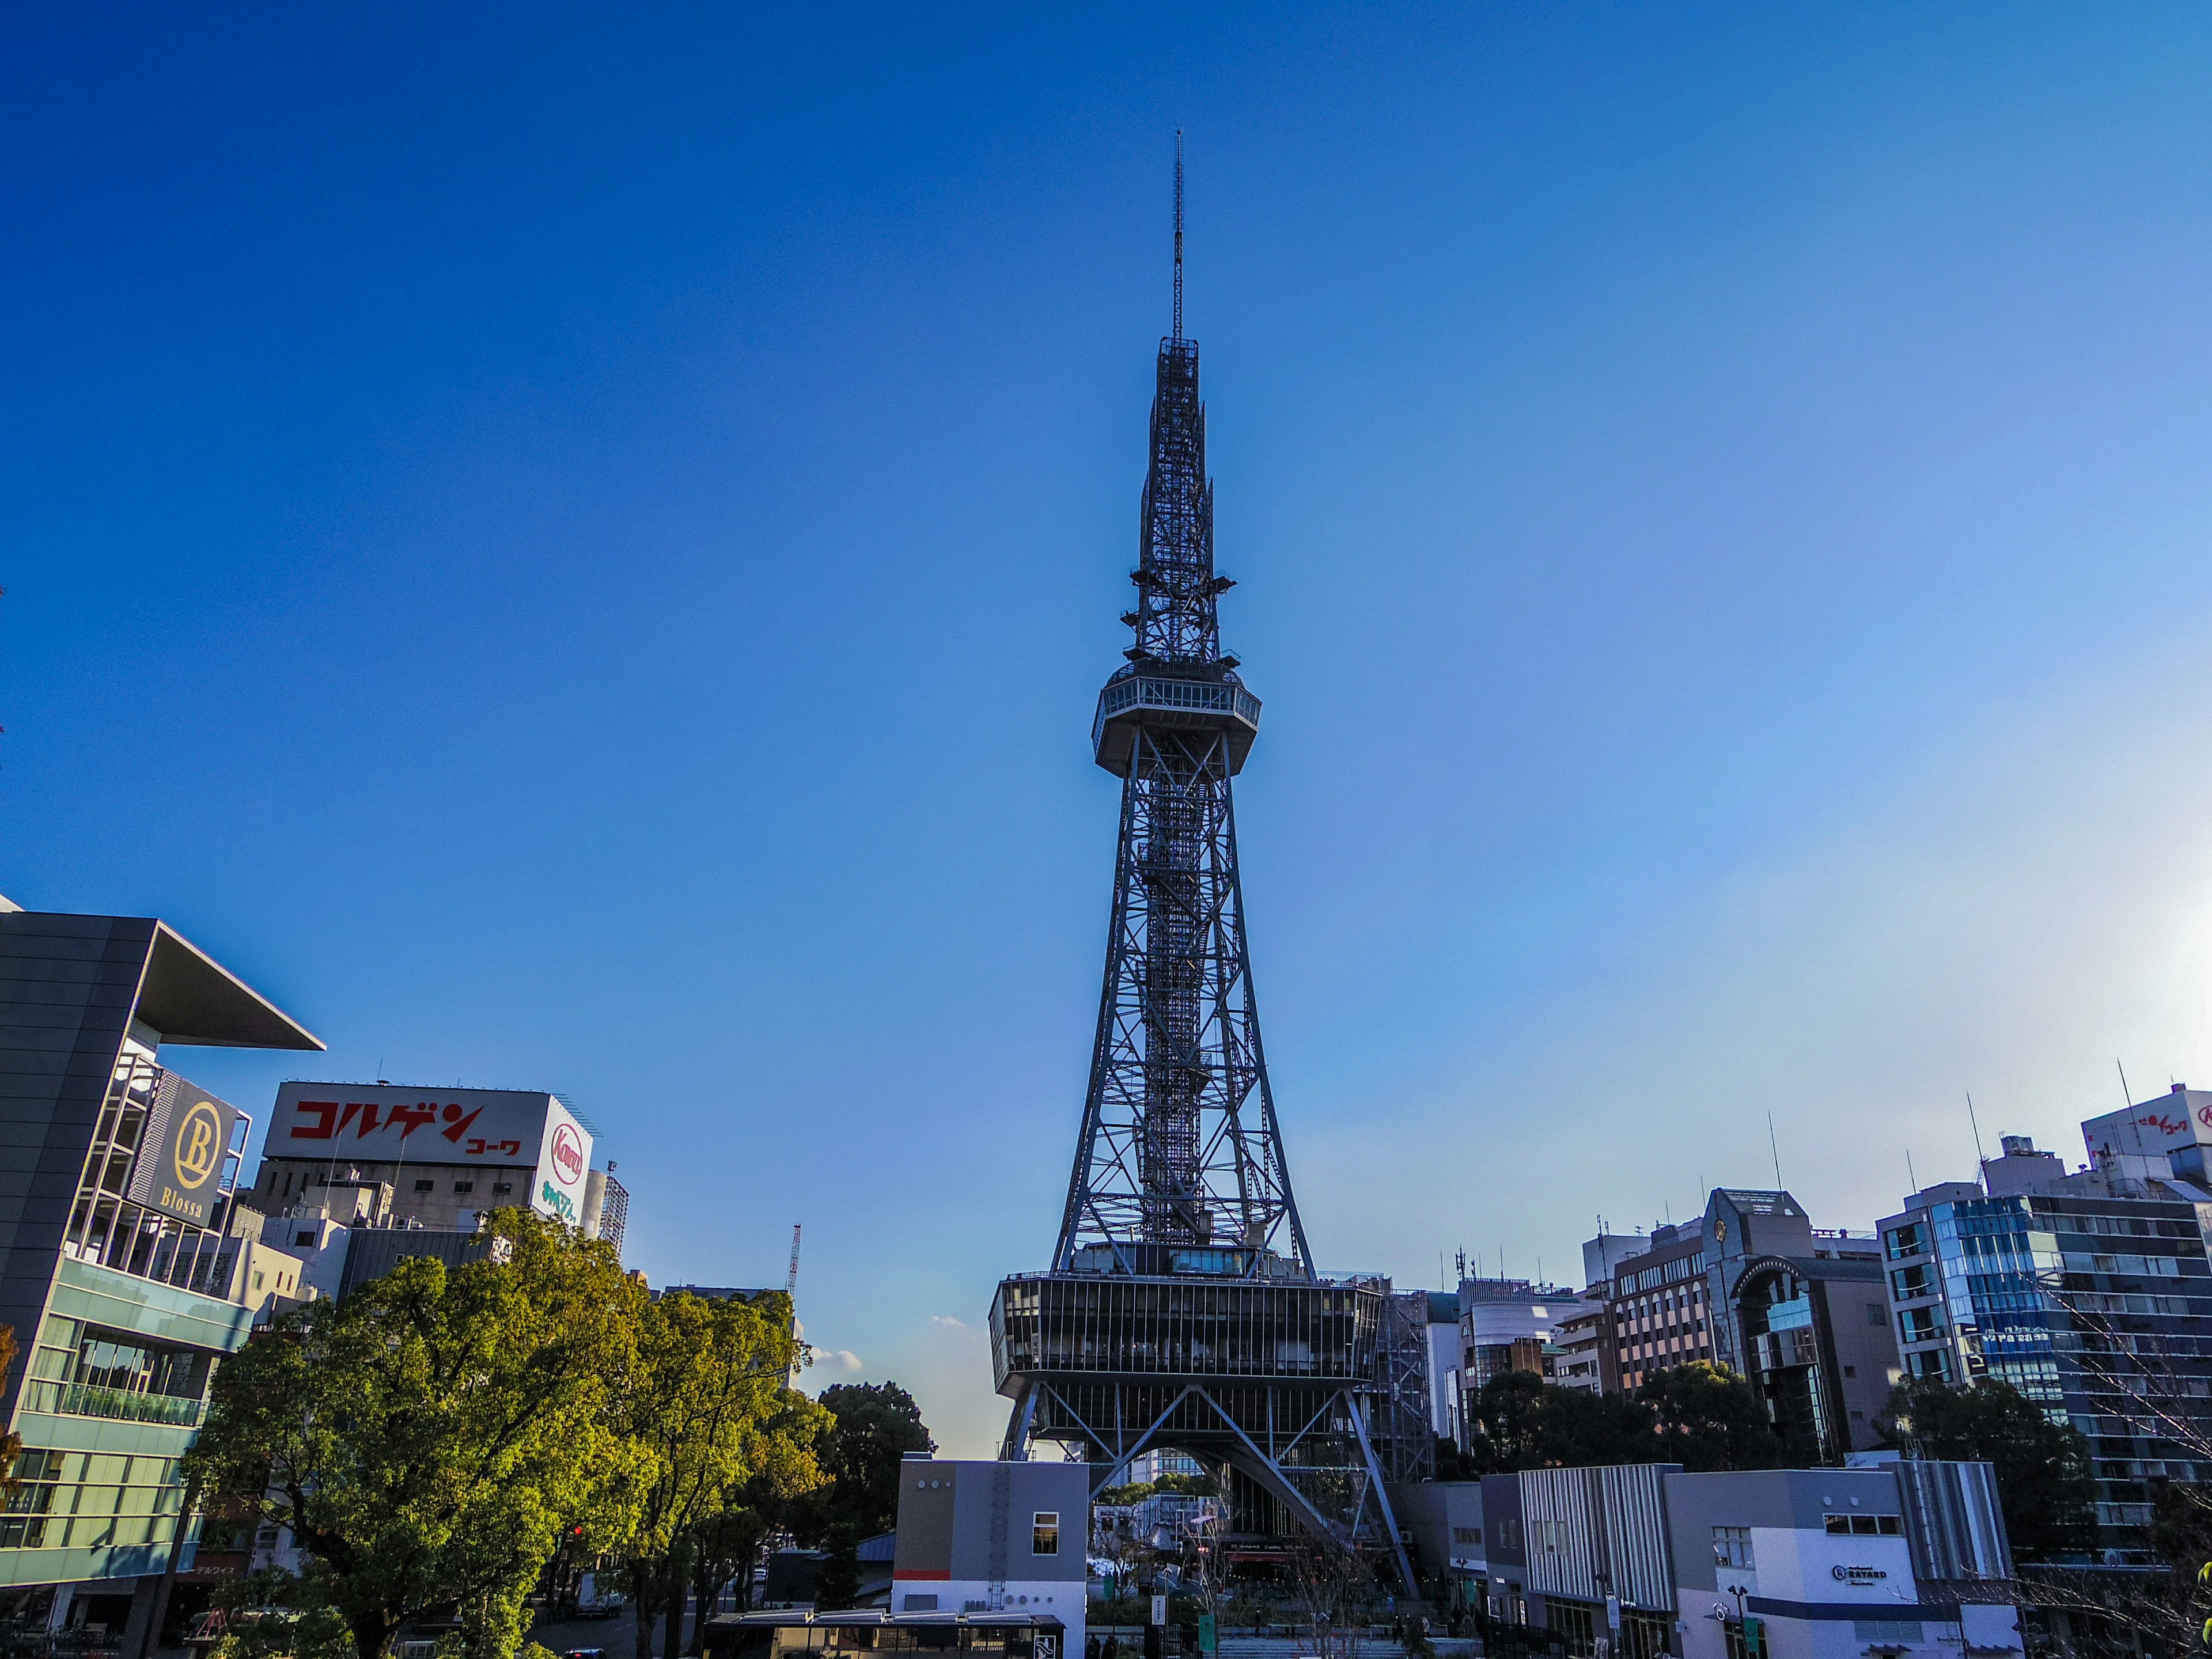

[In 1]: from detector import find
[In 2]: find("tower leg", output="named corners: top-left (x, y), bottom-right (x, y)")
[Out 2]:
top-left (1350, 1392), bottom-right (1419, 1594)
top-left (999, 1381), bottom-right (1039, 1461)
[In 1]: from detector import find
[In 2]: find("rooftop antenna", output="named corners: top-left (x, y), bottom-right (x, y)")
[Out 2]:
top-left (1906, 1147), bottom-right (1919, 1194)
top-left (1172, 130), bottom-right (1184, 342)
top-left (1965, 1092), bottom-right (1988, 1187)
top-left (2117, 1059), bottom-right (2135, 1109)
top-left (1767, 1112), bottom-right (1783, 1189)
top-left (785, 1222), bottom-right (802, 1296)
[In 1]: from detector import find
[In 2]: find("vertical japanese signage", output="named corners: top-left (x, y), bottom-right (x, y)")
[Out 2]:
top-left (127, 1071), bottom-right (236, 1227)
top-left (532, 1095), bottom-right (593, 1225)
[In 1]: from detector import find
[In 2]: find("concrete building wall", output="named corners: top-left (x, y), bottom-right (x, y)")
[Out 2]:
top-left (891, 1459), bottom-right (1086, 1649)
top-left (1387, 1480), bottom-right (1484, 1579)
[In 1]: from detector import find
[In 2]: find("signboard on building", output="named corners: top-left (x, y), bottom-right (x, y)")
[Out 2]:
top-left (269, 1082), bottom-right (594, 1224)
top-left (533, 1095), bottom-right (593, 1226)
top-left (127, 1071), bottom-right (236, 1228)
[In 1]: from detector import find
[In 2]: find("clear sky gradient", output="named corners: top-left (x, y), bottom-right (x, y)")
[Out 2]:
top-left (9, 6), bottom-right (2212, 1455)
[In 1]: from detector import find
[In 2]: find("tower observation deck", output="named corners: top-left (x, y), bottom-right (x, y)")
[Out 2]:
top-left (988, 142), bottom-right (1427, 1585)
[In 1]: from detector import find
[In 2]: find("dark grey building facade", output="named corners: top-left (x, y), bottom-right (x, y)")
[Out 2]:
top-left (0, 902), bottom-right (320, 1626)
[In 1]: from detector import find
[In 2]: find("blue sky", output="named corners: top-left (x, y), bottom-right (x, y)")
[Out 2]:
top-left (10, 5), bottom-right (2212, 1453)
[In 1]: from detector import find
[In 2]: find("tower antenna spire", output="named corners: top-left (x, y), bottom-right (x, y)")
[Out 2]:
top-left (1172, 130), bottom-right (1184, 341)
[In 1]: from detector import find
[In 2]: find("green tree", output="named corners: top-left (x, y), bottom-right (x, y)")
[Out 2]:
top-left (1465, 1372), bottom-right (1662, 1472)
top-left (1537, 1386), bottom-right (1660, 1469)
top-left (1636, 1363), bottom-right (1786, 1472)
top-left (185, 1211), bottom-right (639, 1659)
top-left (605, 1291), bottom-right (827, 1659)
top-left (1465, 1371), bottom-right (1549, 1472)
top-left (1877, 1376), bottom-right (2095, 1560)
top-left (790, 1382), bottom-right (934, 1609)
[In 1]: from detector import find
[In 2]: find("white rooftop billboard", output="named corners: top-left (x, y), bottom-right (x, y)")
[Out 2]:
top-left (268, 1081), bottom-right (594, 1225)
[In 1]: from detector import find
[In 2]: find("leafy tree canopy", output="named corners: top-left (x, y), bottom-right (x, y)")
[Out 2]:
top-left (1637, 1362), bottom-right (1786, 1472)
top-left (795, 1382), bottom-right (934, 1609)
top-left (186, 1210), bottom-right (640, 1659)
top-left (607, 1289), bottom-right (827, 1659)
top-left (1877, 1376), bottom-right (2095, 1560)
top-left (1463, 1363), bottom-right (1782, 1474)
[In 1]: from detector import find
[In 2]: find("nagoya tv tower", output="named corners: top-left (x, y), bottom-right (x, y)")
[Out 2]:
top-left (990, 139), bottom-right (1427, 1580)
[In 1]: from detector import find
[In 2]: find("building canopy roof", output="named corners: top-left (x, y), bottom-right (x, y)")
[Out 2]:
top-left (135, 921), bottom-right (323, 1051)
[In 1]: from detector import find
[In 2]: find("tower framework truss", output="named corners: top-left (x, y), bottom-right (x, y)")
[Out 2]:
top-left (991, 147), bottom-right (1427, 1589)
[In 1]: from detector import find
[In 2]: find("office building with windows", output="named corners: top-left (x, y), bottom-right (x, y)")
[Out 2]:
top-left (1594, 1194), bottom-right (1900, 1461)
top-left (0, 900), bottom-right (321, 1639)
top-left (1878, 1128), bottom-right (2212, 1559)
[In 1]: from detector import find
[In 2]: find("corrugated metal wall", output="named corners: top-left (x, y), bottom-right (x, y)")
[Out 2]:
top-left (1518, 1464), bottom-right (1676, 1611)
top-left (1895, 1459), bottom-right (2014, 1581)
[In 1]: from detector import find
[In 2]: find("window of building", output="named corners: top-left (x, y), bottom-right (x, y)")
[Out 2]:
top-left (1906, 1347), bottom-right (1952, 1380)
top-left (1032, 1512), bottom-right (1059, 1554)
top-left (1867, 1301), bottom-right (1889, 1326)
top-left (295, 1231), bottom-right (315, 1247)
top-left (1899, 1307), bottom-right (1943, 1343)
top-left (1712, 1525), bottom-right (1753, 1569)
top-left (1824, 1514), bottom-right (1902, 1535)
top-left (0, 1449), bottom-right (188, 1550)
top-left (453, 1182), bottom-right (475, 1195)
top-left (414, 1180), bottom-right (435, 1193)
top-left (494, 1183), bottom-right (513, 1195)
top-left (1886, 1222), bottom-right (1926, 1260)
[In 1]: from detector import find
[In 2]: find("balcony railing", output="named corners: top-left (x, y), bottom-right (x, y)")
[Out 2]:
top-left (22, 1379), bottom-right (205, 1429)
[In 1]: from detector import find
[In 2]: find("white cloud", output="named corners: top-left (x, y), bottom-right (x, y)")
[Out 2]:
top-left (816, 1349), bottom-right (865, 1375)
top-left (930, 1315), bottom-right (969, 1330)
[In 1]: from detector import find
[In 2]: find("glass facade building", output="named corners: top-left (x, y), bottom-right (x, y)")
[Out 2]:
top-left (1880, 1179), bottom-right (2212, 1559)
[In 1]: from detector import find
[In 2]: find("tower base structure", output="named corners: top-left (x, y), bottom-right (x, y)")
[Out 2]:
top-left (990, 1268), bottom-right (1431, 1588)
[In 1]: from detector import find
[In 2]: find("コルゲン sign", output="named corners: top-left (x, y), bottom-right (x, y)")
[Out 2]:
top-left (127, 1073), bottom-right (237, 1228)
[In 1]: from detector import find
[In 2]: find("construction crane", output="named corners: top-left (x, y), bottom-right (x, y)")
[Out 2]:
top-left (785, 1224), bottom-right (802, 1296)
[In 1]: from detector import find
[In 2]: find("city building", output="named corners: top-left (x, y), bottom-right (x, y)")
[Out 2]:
top-left (889, 1457), bottom-right (1086, 1652)
top-left (243, 1081), bottom-right (625, 1253)
top-left (1465, 1459), bottom-right (2021, 1659)
top-left (0, 901), bottom-right (322, 1639)
top-left (1422, 1290), bottom-right (1463, 1440)
top-left (1460, 1277), bottom-right (1575, 1388)
top-left (1549, 1293), bottom-right (1618, 1395)
top-left (1597, 1193), bottom-right (1899, 1460)
top-left (1122, 1449), bottom-right (1204, 1484)
top-left (1879, 1123), bottom-right (2212, 1560)
top-left (1604, 1221), bottom-right (1714, 1393)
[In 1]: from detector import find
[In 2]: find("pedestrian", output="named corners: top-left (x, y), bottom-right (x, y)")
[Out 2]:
top-left (1088, 1637), bottom-right (1101, 1659)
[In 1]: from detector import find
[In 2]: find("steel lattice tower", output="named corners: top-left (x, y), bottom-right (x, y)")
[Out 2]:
top-left (990, 141), bottom-right (1425, 1586)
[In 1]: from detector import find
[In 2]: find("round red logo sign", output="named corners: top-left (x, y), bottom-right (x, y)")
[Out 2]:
top-left (551, 1122), bottom-right (585, 1185)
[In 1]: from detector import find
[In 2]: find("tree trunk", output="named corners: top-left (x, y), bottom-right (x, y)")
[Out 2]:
top-left (628, 1562), bottom-right (661, 1659)
top-left (661, 1558), bottom-right (687, 1659)
top-left (349, 1611), bottom-right (397, 1659)
top-left (687, 1553), bottom-right (724, 1655)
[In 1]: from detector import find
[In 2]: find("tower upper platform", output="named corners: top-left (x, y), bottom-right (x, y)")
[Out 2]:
top-left (1091, 664), bottom-right (1260, 776)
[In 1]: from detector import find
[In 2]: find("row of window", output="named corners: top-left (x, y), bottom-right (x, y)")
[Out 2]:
top-left (0, 1451), bottom-right (188, 1552)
